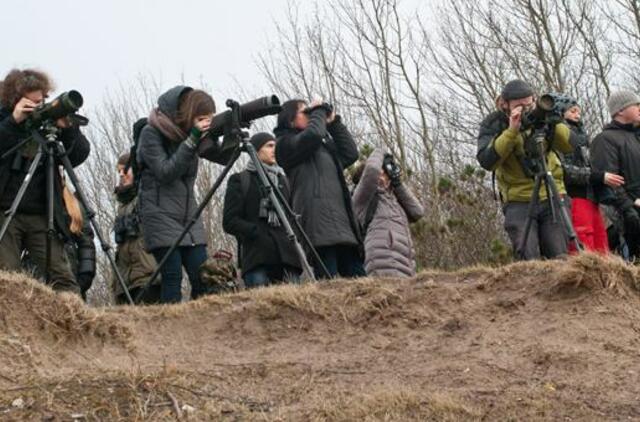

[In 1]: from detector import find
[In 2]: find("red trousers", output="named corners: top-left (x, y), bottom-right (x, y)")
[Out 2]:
top-left (569, 197), bottom-right (609, 254)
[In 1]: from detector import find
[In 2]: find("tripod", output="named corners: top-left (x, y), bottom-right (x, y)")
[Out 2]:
top-left (517, 129), bottom-right (583, 259)
top-left (0, 122), bottom-right (134, 304)
top-left (135, 99), bottom-right (330, 303)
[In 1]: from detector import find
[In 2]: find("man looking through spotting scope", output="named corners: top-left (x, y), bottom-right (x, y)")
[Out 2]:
top-left (0, 69), bottom-right (90, 294)
top-left (477, 79), bottom-right (574, 260)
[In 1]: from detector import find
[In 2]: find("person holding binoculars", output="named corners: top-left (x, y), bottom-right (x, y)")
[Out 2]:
top-left (352, 149), bottom-right (424, 277)
top-left (113, 145), bottom-right (161, 305)
top-left (274, 99), bottom-right (364, 279)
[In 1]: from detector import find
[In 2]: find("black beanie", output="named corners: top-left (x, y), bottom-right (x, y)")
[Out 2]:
top-left (250, 132), bottom-right (275, 152)
top-left (501, 79), bottom-right (534, 101)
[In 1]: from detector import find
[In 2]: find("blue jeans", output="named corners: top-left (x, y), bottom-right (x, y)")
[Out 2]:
top-left (243, 265), bottom-right (300, 289)
top-left (314, 245), bottom-right (365, 279)
top-left (152, 245), bottom-right (208, 303)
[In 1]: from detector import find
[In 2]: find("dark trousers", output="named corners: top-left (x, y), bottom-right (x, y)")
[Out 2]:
top-left (243, 264), bottom-right (300, 289)
top-left (314, 244), bottom-right (366, 279)
top-left (0, 213), bottom-right (79, 294)
top-left (503, 200), bottom-right (569, 260)
top-left (151, 245), bottom-right (207, 303)
top-left (623, 222), bottom-right (640, 261)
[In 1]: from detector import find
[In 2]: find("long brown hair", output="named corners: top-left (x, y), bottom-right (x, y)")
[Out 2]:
top-left (0, 68), bottom-right (53, 110)
top-left (62, 182), bottom-right (84, 236)
top-left (174, 90), bottom-right (216, 132)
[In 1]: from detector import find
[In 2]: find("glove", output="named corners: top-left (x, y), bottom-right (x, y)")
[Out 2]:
top-left (383, 154), bottom-right (402, 187)
top-left (622, 207), bottom-right (640, 233)
top-left (185, 126), bottom-right (202, 149)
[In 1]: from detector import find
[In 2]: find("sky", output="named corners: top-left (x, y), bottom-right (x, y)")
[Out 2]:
top-left (1, 0), bottom-right (305, 111)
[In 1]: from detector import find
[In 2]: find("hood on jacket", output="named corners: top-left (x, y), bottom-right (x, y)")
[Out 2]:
top-left (157, 85), bottom-right (193, 121)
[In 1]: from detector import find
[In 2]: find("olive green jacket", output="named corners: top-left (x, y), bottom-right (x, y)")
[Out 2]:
top-left (490, 124), bottom-right (572, 202)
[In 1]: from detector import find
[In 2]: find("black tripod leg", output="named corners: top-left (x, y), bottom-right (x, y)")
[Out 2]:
top-left (45, 145), bottom-right (56, 284)
top-left (0, 148), bottom-right (43, 244)
top-left (244, 143), bottom-right (317, 281)
top-left (544, 173), bottom-right (583, 252)
top-left (55, 147), bottom-right (135, 305)
top-left (517, 175), bottom-right (542, 260)
top-left (134, 146), bottom-right (243, 303)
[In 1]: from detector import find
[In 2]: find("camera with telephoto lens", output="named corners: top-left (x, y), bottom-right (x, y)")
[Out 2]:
top-left (113, 214), bottom-right (140, 244)
top-left (520, 94), bottom-right (559, 131)
top-left (26, 90), bottom-right (87, 129)
top-left (517, 93), bottom-right (564, 176)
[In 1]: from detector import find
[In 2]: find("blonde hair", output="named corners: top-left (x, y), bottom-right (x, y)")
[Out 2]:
top-left (62, 180), bottom-right (83, 236)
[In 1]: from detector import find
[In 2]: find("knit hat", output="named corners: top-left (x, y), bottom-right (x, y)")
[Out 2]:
top-left (607, 90), bottom-right (640, 117)
top-left (117, 152), bottom-right (130, 167)
top-left (501, 79), bottom-right (534, 101)
top-left (250, 132), bottom-right (275, 152)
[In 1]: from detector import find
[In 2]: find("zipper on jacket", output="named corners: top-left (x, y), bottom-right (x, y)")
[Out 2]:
top-left (183, 178), bottom-right (195, 245)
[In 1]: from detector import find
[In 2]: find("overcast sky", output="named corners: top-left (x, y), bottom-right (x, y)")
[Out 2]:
top-left (1, 0), bottom-right (304, 110)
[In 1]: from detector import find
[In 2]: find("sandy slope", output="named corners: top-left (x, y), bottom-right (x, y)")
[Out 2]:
top-left (1, 253), bottom-right (640, 421)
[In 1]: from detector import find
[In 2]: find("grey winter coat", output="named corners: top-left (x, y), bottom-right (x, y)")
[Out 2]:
top-left (136, 86), bottom-right (206, 251)
top-left (352, 149), bottom-right (424, 277)
top-left (275, 110), bottom-right (361, 248)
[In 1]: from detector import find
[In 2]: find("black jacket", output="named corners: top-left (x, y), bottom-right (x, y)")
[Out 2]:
top-left (222, 169), bottom-right (301, 273)
top-left (560, 121), bottom-right (605, 201)
top-left (0, 107), bottom-right (90, 238)
top-left (477, 110), bottom-right (508, 171)
top-left (591, 121), bottom-right (640, 211)
top-left (274, 110), bottom-right (361, 248)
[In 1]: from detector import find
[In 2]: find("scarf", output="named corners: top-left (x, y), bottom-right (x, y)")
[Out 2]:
top-left (148, 108), bottom-right (186, 143)
top-left (246, 160), bottom-right (286, 227)
top-left (114, 183), bottom-right (137, 205)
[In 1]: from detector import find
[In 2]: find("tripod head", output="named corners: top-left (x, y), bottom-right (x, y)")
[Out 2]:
top-left (521, 125), bottom-right (554, 178)
top-left (224, 99), bottom-right (251, 149)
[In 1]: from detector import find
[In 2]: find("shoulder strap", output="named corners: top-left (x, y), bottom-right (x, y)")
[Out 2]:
top-left (240, 170), bottom-right (251, 198)
top-left (363, 191), bottom-right (380, 233)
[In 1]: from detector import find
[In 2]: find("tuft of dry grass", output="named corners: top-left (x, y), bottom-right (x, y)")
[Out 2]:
top-left (309, 388), bottom-right (480, 422)
top-left (551, 252), bottom-right (640, 295)
top-left (246, 277), bottom-right (410, 326)
top-left (0, 271), bottom-right (132, 346)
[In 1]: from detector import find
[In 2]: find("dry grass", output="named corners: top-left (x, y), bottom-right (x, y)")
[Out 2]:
top-left (552, 252), bottom-right (639, 294)
top-left (0, 271), bottom-right (131, 346)
top-left (309, 388), bottom-right (480, 422)
top-left (2, 255), bottom-right (640, 420)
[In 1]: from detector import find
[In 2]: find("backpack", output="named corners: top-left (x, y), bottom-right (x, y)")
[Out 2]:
top-left (125, 117), bottom-right (148, 190)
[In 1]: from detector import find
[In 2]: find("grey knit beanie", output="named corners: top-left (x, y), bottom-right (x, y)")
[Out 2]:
top-left (250, 132), bottom-right (275, 152)
top-left (608, 90), bottom-right (640, 117)
top-left (501, 79), bottom-right (534, 101)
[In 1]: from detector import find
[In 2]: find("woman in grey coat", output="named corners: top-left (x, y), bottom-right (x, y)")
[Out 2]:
top-left (352, 149), bottom-right (424, 277)
top-left (136, 85), bottom-right (216, 303)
